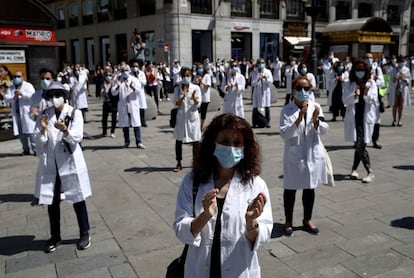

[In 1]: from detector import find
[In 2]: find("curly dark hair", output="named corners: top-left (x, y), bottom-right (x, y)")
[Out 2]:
top-left (349, 60), bottom-right (370, 83)
top-left (192, 113), bottom-right (262, 184)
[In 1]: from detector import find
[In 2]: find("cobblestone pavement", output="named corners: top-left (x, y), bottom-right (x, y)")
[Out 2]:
top-left (1, 87), bottom-right (413, 277)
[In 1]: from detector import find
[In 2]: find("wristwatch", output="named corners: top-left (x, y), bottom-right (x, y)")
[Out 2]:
top-left (247, 222), bottom-right (259, 231)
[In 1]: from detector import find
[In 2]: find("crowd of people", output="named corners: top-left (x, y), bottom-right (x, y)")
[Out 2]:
top-left (0, 47), bottom-right (412, 276)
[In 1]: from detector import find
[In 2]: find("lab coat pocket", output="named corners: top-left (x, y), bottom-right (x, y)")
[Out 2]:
top-left (189, 111), bottom-right (199, 122)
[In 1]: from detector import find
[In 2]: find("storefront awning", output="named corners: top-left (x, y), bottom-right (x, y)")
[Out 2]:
top-left (284, 36), bottom-right (311, 46)
top-left (323, 17), bottom-right (393, 44)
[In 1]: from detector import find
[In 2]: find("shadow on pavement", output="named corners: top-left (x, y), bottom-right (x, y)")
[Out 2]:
top-left (83, 145), bottom-right (125, 151)
top-left (0, 194), bottom-right (35, 203)
top-left (391, 217), bottom-right (414, 229)
top-left (393, 165), bottom-right (414, 171)
top-left (0, 153), bottom-right (25, 158)
top-left (0, 236), bottom-right (80, 255)
top-left (271, 223), bottom-right (284, 238)
top-left (325, 145), bottom-right (354, 152)
top-left (124, 166), bottom-right (178, 173)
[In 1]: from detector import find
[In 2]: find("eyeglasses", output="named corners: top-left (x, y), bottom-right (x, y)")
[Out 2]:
top-left (295, 85), bottom-right (311, 91)
top-left (41, 77), bottom-right (51, 80)
top-left (14, 75), bottom-right (22, 78)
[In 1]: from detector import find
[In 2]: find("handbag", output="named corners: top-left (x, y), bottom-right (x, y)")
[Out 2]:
top-left (165, 175), bottom-right (200, 278)
top-left (170, 108), bottom-right (178, 128)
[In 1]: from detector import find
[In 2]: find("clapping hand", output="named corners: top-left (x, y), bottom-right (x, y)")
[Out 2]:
top-left (40, 114), bottom-right (49, 129)
top-left (202, 189), bottom-right (219, 217)
top-left (245, 192), bottom-right (266, 220)
top-left (312, 105), bottom-right (320, 122)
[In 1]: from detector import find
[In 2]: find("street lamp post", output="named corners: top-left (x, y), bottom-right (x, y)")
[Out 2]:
top-left (306, 0), bottom-right (320, 76)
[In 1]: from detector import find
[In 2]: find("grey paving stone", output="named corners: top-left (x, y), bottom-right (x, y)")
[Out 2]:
top-left (109, 263), bottom-right (138, 278)
top-left (4, 263), bottom-right (56, 278)
top-left (282, 229), bottom-right (347, 253)
top-left (266, 240), bottom-right (297, 258)
top-left (301, 264), bottom-right (359, 278)
top-left (392, 242), bottom-right (414, 260)
top-left (341, 250), bottom-right (410, 277)
top-left (371, 263), bottom-right (414, 278)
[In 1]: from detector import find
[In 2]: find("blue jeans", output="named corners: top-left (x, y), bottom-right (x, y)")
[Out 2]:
top-left (123, 126), bottom-right (142, 146)
top-left (16, 115), bottom-right (35, 153)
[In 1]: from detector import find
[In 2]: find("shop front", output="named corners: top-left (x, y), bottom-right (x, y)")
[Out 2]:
top-left (323, 17), bottom-right (393, 60)
top-left (0, 0), bottom-right (64, 141)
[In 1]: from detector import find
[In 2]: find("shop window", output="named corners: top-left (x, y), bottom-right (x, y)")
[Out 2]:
top-left (69, 4), bottom-right (79, 27)
top-left (191, 0), bottom-right (212, 14)
top-left (358, 3), bottom-right (372, 18)
top-left (286, 0), bottom-right (305, 20)
top-left (260, 0), bottom-right (279, 19)
top-left (83, 0), bottom-right (93, 25)
top-left (316, 0), bottom-right (329, 22)
top-left (71, 40), bottom-right (80, 64)
top-left (98, 0), bottom-right (111, 22)
top-left (85, 38), bottom-right (95, 71)
top-left (387, 5), bottom-right (400, 26)
top-left (57, 7), bottom-right (66, 29)
top-left (100, 36), bottom-right (111, 65)
top-left (139, 0), bottom-right (156, 16)
top-left (336, 1), bottom-right (351, 20)
top-left (113, 0), bottom-right (127, 19)
top-left (231, 0), bottom-right (252, 17)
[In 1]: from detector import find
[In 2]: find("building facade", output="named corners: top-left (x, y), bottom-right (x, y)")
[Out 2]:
top-left (39, 0), bottom-right (414, 68)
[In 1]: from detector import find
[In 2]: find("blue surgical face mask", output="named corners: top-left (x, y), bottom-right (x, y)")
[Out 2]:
top-left (196, 68), bottom-right (203, 75)
top-left (258, 63), bottom-right (265, 70)
top-left (214, 143), bottom-right (244, 169)
top-left (398, 62), bottom-right (406, 68)
top-left (355, 71), bottom-right (365, 79)
top-left (13, 77), bottom-right (22, 86)
top-left (366, 58), bottom-right (373, 66)
top-left (105, 76), bottom-right (112, 82)
top-left (337, 65), bottom-right (345, 72)
top-left (294, 89), bottom-right (310, 101)
top-left (122, 71), bottom-right (130, 79)
top-left (182, 76), bottom-right (191, 84)
top-left (40, 79), bottom-right (51, 90)
top-left (74, 70), bottom-right (80, 76)
top-left (300, 67), bottom-right (308, 75)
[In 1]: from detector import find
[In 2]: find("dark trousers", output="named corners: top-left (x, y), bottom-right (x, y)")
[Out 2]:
top-left (283, 189), bottom-right (315, 223)
top-left (102, 102), bottom-right (117, 135)
top-left (353, 125), bottom-right (371, 172)
top-left (146, 85), bottom-right (159, 109)
top-left (372, 123), bottom-right (380, 143)
top-left (264, 107), bottom-right (271, 126)
top-left (140, 109), bottom-right (146, 126)
top-left (48, 175), bottom-right (90, 239)
top-left (123, 126), bottom-right (142, 146)
top-left (284, 94), bottom-right (291, 106)
top-left (175, 140), bottom-right (197, 161)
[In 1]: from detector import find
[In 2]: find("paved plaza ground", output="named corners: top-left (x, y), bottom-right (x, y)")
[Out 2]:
top-left (0, 87), bottom-right (413, 277)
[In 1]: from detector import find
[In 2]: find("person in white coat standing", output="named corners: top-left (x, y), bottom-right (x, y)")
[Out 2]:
top-left (111, 64), bottom-right (146, 149)
top-left (251, 58), bottom-right (274, 128)
top-left (284, 57), bottom-right (299, 105)
top-left (173, 67), bottom-right (201, 172)
top-left (342, 61), bottom-right (377, 183)
top-left (279, 76), bottom-right (329, 237)
top-left (221, 60), bottom-right (246, 118)
top-left (33, 82), bottom-right (92, 253)
top-left (173, 113), bottom-right (273, 278)
top-left (69, 64), bottom-right (89, 122)
top-left (4, 71), bottom-right (36, 155)
top-left (130, 60), bottom-right (148, 127)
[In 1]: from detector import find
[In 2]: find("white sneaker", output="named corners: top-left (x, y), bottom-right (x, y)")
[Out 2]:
top-left (137, 143), bottom-right (146, 149)
top-left (362, 174), bottom-right (375, 183)
top-left (350, 171), bottom-right (359, 179)
top-left (60, 193), bottom-right (66, 200)
top-left (110, 133), bottom-right (116, 138)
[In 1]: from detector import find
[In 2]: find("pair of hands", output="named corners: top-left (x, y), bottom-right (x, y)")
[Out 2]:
top-left (40, 114), bottom-right (67, 132)
top-left (201, 189), bottom-right (266, 223)
top-left (299, 101), bottom-right (319, 123)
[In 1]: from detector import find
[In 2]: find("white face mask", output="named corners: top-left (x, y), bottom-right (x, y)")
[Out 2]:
top-left (52, 96), bottom-right (65, 108)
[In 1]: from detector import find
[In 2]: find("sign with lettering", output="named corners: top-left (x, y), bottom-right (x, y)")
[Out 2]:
top-left (0, 26), bottom-right (56, 42)
top-left (0, 50), bottom-right (26, 64)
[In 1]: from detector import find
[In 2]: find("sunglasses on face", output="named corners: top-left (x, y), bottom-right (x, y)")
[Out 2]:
top-left (14, 75), bottom-right (22, 78)
top-left (296, 85), bottom-right (311, 91)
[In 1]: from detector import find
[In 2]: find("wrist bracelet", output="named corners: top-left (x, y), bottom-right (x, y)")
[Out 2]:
top-left (246, 222), bottom-right (259, 231)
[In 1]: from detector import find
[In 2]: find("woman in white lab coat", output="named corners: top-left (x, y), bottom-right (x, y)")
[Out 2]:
top-left (173, 113), bottom-right (273, 278)
top-left (33, 82), bottom-right (92, 253)
top-left (173, 67), bottom-right (202, 171)
top-left (221, 60), bottom-right (246, 118)
top-left (111, 64), bottom-right (146, 149)
top-left (342, 61), bottom-right (377, 183)
top-left (69, 64), bottom-right (89, 121)
top-left (279, 76), bottom-right (329, 237)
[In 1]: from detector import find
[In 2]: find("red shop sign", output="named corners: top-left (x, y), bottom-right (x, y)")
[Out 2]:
top-left (0, 26), bottom-right (56, 42)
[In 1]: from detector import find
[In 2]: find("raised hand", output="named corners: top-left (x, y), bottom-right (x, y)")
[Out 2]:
top-left (245, 192), bottom-right (266, 221)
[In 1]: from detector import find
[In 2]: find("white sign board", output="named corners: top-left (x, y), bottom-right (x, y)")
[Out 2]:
top-left (371, 45), bottom-right (384, 52)
top-left (0, 50), bottom-right (26, 64)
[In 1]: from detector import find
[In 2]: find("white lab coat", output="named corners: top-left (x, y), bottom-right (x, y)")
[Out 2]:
top-left (173, 172), bottom-right (273, 278)
top-left (272, 60), bottom-right (284, 82)
top-left (327, 71), bottom-right (349, 107)
top-left (112, 76), bottom-right (142, 127)
top-left (4, 81), bottom-right (36, 135)
top-left (284, 65), bottom-right (299, 95)
top-left (69, 72), bottom-right (88, 109)
top-left (388, 66), bottom-right (412, 107)
top-left (200, 73), bottom-right (212, 103)
top-left (33, 104), bottom-right (91, 205)
top-left (279, 101), bottom-right (329, 189)
top-left (251, 68), bottom-right (273, 108)
top-left (342, 79), bottom-right (378, 143)
top-left (132, 71), bottom-right (148, 109)
top-left (173, 83), bottom-right (201, 143)
top-left (222, 72), bottom-right (246, 118)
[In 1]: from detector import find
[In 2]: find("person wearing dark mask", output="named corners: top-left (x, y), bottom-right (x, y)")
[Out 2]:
top-left (173, 113), bottom-right (273, 277)
top-left (279, 76), bottom-right (329, 237)
top-left (251, 58), bottom-right (274, 128)
top-left (343, 61), bottom-right (377, 183)
top-left (34, 81), bottom-right (92, 253)
top-left (328, 61), bottom-right (348, 121)
top-left (4, 71), bottom-right (36, 155)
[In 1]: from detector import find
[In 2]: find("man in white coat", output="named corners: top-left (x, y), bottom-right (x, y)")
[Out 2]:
top-left (284, 57), bottom-right (299, 105)
top-left (251, 58), bottom-right (274, 128)
top-left (221, 60), bottom-right (246, 118)
top-left (111, 64), bottom-right (146, 149)
top-left (130, 60), bottom-right (148, 127)
top-left (4, 71), bottom-right (36, 155)
top-left (34, 82), bottom-right (92, 253)
top-left (272, 57), bottom-right (284, 88)
top-left (69, 64), bottom-right (89, 122)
